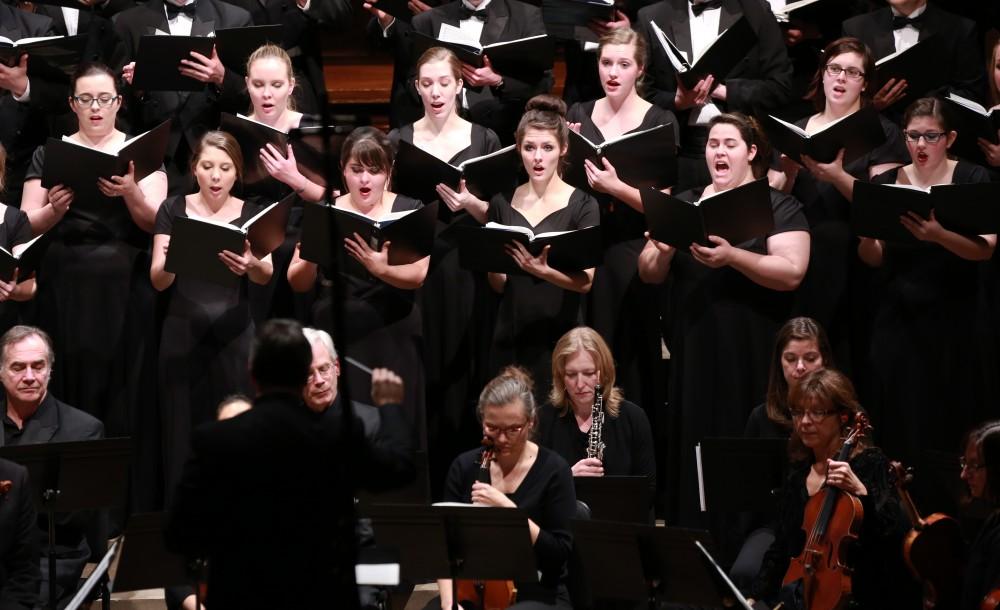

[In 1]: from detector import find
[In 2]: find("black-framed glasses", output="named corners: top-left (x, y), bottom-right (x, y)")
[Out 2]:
top-left (71, 94), bottom-right (119, 107)
top-left (824, 64), bottom-right (865, 81)
top-left (904, 130), bottom-right (945, 144)
top-left (790, 409), bottom-right (838, 421)
top-left (960, 457), bottom-right (984, 472)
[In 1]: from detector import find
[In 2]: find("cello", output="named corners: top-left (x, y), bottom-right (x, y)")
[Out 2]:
top-left (782, 413), bottom-right (870, 610)
top-left (454, 437), bottom-right (517, 610)
top-left (890, 461), bottom-right (966, 610)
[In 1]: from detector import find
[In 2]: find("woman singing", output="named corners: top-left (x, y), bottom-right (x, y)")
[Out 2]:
top-left (150, 130), bottom-right (273, 494)
top-left (438, 367), bottom-right (577, 610)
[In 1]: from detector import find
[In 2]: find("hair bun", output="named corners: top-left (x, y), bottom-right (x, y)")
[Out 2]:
top-left (497, 365), bottom-right (535, 393)
top-left (525, 94), bottom-right (567, 119)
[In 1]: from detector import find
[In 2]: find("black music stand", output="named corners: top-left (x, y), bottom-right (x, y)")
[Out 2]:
top-left (697, 438), bottom-right (787, 513)
top-left (574, 475), bottom-right (651, 523)
top-left (366, 504), bottom-right (538, 607)
top-left (0, 438), bottom-right (131, 610)
top-left (112, 512), bottom-right (189, 592)
top-left (570, 520), bottom-right (648, 604)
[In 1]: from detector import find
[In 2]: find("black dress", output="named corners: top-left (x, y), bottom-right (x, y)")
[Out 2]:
top-left (566, 100), bottom-right (678, 412)
top-left (0, 205), bottom-right (34, 334)
top-left (787, 113), bottom-right (907, 373)
top-left (487, 189), bottom-right (600, 395)
top-left (536, 399), bottom-right (656, 497)
top-left (25, 143), bottom-right (160, 506)
top-left (864, 162), bottom-right (998, 513)
top-left (963, 510), bottom-right (1000, 610)
top-left (663, 187), bottom-right (808, 526)
top-left (443, 445), bottom-right (576, 609)
top-left (748, 448), bottom-right (910, 609)
top-left (389, 123), bottom-right (504, 498)
top-left (309, 194), bottom-right (428, 495)
top-left (155, 195), bottom-right (257, 497)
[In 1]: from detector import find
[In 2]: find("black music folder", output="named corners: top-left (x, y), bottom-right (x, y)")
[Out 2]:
top-left (696, 437), bottom-right (786, 514)
top-left (771, 0), bottom-right (831, 23)
top-left (410, 32), bottom-right (554, 77)
top-left (165, 194), bottom-right (293, 286)
top-left (574, 475), bottom-right (651, 524)
top-left (648, 16), bottom-right (756, 89)
top-left (299, 201), bottom-right (438, 272)
top-left (393, 140), bottom-right (518, 206)
top-left (40, 120), bottom-right (171, 202)
top-left (369, 0), bottom-right (416, 22)
top-left (0, 232), bottom-right (52, 284)
top-left (220, 113), bottom-right (286, 188)
top-left (944, 93), bottom-right (1000, 162)
top-left (564, 124), bottom-right (677, 193)
top-left (541, 0), bottom-right (615, 29)
top-left (133, 35), bottom-right (215, 91)
top-left (643, 178), bottom-right (774, 249)
top-left (852, 181), bottom-right (1000, 243)
top-left (0, 34), bottom-right (85, 79)
top-left (214, 24), bottom-right (283, 74)
top-left (873, 37), bottom-right (946, 108)
top-left (288, 125), bottom-right (352, 192)
top-left (455, 223), bottom-right (603, 274)
top-left (764, 105), bottom-right (886, 165)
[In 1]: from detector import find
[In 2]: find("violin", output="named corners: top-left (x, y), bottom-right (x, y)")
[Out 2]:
top-left (890, 461), bottom-right (965, 610)
top-left (454, 437), bottom-right (517, 610)
top-left (982, 588), bottom-right (1000, 610)
top-left (782, 413), bottom-right (870, 610)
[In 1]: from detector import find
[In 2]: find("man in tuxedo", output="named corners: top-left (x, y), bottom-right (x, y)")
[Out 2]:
top-left (28, 0), bottom-right (134, 66)
top-left (843, 0), bottom-right (984, 111)
top-left (636, 0), bottom-right (793, 189)
top-left (0, 3), bottom-right (71, 207)
top-left (404, 0), bottom-right (552, 142)
top-left (0, 326), bottom-right (104, 610)
top-left (0, 458), bottom-right (39, 610)
top-left (112, 0), bottom-right (253, 194)
top-left (165, 319), bottom-right (416, 610)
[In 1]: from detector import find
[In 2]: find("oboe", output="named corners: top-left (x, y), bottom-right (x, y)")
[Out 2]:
top-left (587, 384), bottom-right (605, 461)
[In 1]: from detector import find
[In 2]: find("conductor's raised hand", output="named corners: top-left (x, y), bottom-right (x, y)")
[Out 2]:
top-left (179, 46), bottom-right (225, 86)
top-left (344, 232), bottom-right (389, 274)
top-left (471, 481), bottom-right (517, 508)
top-left (505, 241), bottom-right (550, 278)
top-left (98, 161), bottom-right (140, 199)
top-left (0, 270), bottom-right (18, 302)
top-left (690, 235), bottom-right (733, 268)
top-left (571, 457), bottom-right (604, 477)
top-left (371, 367), bottom-right (405, 406)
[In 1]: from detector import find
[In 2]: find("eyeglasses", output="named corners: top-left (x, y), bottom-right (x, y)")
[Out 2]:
top-left (483, 422), bottom-right (528, 437)
top-left (71, 94), bottom-right (119, 107)
top-left (790, 409), bottom-right (838, 421)
top-left (960, 457), bottom-right (985, 472)
top-left (904, 131), bottom-right (945, 144)
top-left (308, 362), bottom-right (335, 380)
top-left (824, 64), bottom-right (865, 81)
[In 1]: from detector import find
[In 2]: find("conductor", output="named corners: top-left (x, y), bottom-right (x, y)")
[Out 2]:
top-left (164, 319), bottom-right (416, 609)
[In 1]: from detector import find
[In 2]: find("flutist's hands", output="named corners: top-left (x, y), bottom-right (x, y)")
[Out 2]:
top-left (371, 367), bottom-right (404, 406)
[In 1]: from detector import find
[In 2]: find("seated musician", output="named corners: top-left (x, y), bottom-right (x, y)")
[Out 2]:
top-left (746, 368), bottom-right (908, 610)
top-left (963, 423), bottom-right (1000, 610)
top-left (436, 367), bottom-right (577, 610)
top-left (0, 457), bottom-right (39, 610)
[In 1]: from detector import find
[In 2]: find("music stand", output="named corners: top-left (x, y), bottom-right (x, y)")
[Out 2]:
top-left (574, 476), bottom-right (651, 523)
top-left (366, 504), bottom-right (538, 607)
top-left (0, 438), bottom-right (131, 610)
top-left (111, 512), bottom-right (189, 592)
top-left (697, 438), bottom-right (786, 513)
top-left (569, 520), bottom-right (648, 604)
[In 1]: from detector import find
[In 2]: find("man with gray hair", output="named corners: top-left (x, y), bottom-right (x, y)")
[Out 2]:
top-left (0, 325), bottom-right (104, 609)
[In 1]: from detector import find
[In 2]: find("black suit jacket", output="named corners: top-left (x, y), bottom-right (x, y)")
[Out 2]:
top-left (637, 0), bottom-right (793, 115)
top-left (0, 459), bottom-right (38, 610)
top-left (112, 0), bottom-right (252, 181)
top-left (34, 1), bottom-right (133, 66)
top-left (842, 4), bottom-right (985, 105)
top-left (165, 392), bottom-right (415, 610)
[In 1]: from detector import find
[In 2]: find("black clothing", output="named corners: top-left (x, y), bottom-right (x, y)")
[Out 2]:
top-left (0, 458), bottom-right (39, 610)
top-left (743, 403), bottom-right (789, 440)
top-left (113, 0), bottom-right (253, 194)
top-left (443, 445), bottom-right (576, 607)
top-left (0, 206), bottom-right (33, 336)
top-left (661, 186), bottom-right (808, 525)
top-left (963, 510), bottom-right (1000, 610)
top-left (748, 448), bottom-right (908, 610)
top-left (410, 0), bottom-right (552, 144)
top-left (154, 195), bottom-right (259, 497)
top-left (486, 189), bottom-right (600, 394)
top-left (864, 162), bottom-right (998, 513)
top-left (0, 394), bottom-right (105, 610)
top-left (537, 399), bottom-right (657, 497)
top-left (842, 4), bottom-right (984, 109)
top-left (165, 391), bottom-right (416, 610)
top-left (567, 100), bottom-right (676, 409)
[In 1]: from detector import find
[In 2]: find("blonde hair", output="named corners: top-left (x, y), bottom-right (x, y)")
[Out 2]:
top-left (246, 44), bottom-right (296, 112)
top-left (192, 131), bottom-right (244, 184)
top-left (548, 326), bottom-right (623, 418)
top-left (416, 46), bottom-right (463, 82)
top-left (597, 29), bottom-right (649, 94)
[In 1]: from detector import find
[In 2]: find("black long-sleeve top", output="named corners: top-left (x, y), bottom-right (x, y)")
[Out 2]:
top-left (963, 510), bottom-right (1000, 610)
top-left (749, 448), bottom-right (908, 609)
top-left (443, 446), bottom-right (576, 601)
